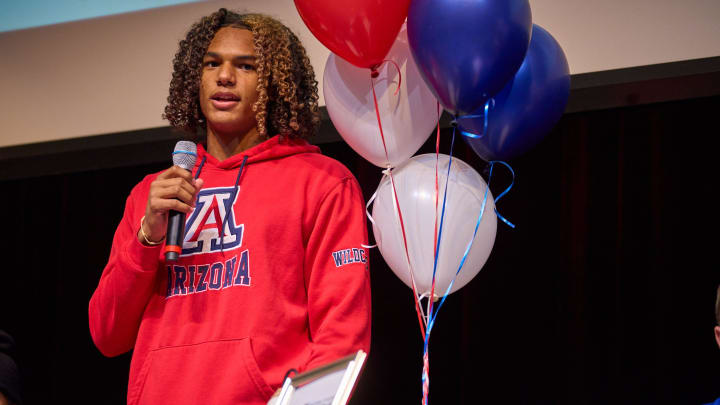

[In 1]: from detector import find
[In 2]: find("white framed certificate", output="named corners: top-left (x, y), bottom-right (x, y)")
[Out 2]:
top-left (267, 350), bottom-right (367, 405)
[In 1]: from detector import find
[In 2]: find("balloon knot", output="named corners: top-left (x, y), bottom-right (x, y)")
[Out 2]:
top-left (370, 63), bottom-right (381, 78)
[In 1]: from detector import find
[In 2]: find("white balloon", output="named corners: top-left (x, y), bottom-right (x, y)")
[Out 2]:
top-left (371, 154), bottom-right (497, 296)
top-left (323, 24), bottom-right (438, 168)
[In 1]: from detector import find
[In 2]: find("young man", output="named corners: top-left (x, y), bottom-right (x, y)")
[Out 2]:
top-left (89, 10), bottom-right (371, 405)
top-left (705, 285), bottom-right (720, 405)
top-left (0, 330), bottom-right (21, 405)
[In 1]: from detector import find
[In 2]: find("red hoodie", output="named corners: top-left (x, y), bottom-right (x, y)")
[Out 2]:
top-left (89, 136), bottom-right (371, 405)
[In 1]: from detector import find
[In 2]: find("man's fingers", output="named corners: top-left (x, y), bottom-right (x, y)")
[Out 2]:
top-left (152, 178), bottom-right (198, 199)
top-left (156, 165), bottom-right (194, 182)
top-left (153, 186), bottom-right (195, 205)
top-left (150, 197), bottom-right (193, 214)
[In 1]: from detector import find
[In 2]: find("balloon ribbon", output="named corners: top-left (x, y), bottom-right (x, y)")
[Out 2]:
top-left (422, 124), bottom-right (459, 405)
top-left (421, 104), bottom-right (516, 403)
top-left (370, 64), bottom-right (427, 339)
top-left (454, 98), bottom-right (496, 139)
top-left (428, 159), bottom-right (516, 336)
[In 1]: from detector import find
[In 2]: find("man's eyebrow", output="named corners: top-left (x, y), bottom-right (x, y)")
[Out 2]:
top-left (204, 52), bottom-right (256, 61)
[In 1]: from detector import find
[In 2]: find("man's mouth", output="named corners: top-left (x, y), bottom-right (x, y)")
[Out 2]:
top-left (212, 92), bottom-right (240, 101)
top-left (210, 92), bottom-right (240, 110)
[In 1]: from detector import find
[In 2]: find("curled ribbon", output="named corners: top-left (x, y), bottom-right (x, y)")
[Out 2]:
top-left (488, 161), bottom-right (515, 229)
top-left (454, 98), bottom-right (495, 139)
top-left (370, 59), bottom-right (402, 96)
top-left (426, 159), bottom-right (516, 337)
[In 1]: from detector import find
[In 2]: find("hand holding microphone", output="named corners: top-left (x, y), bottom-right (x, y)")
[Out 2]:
top-left (138, 141), bottom-right (203, 261)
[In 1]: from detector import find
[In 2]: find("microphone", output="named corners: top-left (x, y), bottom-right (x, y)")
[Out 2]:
top-left (164, 141), bottom-right (198, 262)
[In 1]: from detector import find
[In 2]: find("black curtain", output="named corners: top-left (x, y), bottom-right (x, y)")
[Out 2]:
top-left (1, 95), bottom-right (718, 404)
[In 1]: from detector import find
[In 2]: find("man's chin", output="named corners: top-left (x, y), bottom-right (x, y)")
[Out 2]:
top-left (206, 120), bottom-right (257, 138)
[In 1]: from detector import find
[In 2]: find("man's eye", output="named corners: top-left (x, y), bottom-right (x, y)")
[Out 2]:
top-left (239, 64), bottom-right (255, 71)
top-left (203, 61), bottom-right (219, 67)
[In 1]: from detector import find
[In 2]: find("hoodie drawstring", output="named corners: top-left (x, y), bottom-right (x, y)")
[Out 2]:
top-left (194, 155), bottom-right (207, 180)
top-left (220, 155), bottom-right (248, 251)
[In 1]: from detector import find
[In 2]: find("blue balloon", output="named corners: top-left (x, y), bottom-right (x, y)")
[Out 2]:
top-left (460, 25), bottom-right (570, 161)
top-left (407, 0), bottom-right (532, 115)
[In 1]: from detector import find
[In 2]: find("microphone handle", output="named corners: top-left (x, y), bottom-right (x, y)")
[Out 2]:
top-left (164, 209), bottom-right (187, 261)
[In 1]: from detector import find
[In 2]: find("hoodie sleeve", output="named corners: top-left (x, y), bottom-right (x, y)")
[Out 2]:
top-left (88, 180), bottom-right (162, 357)
top-left (303, 176), bottom-right (372, 371)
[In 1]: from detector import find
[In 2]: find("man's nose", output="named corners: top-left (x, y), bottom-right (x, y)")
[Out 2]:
top-left (217, 63), bottom-right (235, 86)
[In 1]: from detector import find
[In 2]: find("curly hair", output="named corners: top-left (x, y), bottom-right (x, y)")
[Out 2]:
top-left (163, 9), bottom-right (320, 140)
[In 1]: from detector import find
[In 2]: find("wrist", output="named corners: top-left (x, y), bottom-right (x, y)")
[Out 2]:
top-left (138, 216), bottom-right (165, 246)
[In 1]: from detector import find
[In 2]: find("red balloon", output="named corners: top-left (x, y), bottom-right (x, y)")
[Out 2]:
top-left (295, 0), bottom-right (410, 69)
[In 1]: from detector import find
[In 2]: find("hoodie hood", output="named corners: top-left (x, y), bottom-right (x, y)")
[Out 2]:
top-left (189, 135), bottom-right (321, 253)
top-left (195, 135), bottom-right (320, 171)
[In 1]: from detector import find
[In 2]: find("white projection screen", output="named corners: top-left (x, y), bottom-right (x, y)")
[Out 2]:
top-left (0, 0), bottom-right (719, 148)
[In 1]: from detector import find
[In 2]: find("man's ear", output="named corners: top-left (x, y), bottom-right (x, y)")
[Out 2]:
top-left (714, 326), bottom-right (720, 349)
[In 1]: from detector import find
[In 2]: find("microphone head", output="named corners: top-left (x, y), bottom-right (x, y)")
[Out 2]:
top-left (172, 141), bottom-right (197, 170)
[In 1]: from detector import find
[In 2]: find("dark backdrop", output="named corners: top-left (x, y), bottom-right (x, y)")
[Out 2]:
top-left (1, 95), bottom-right (718, 404)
